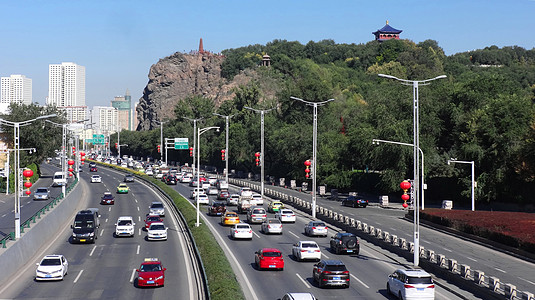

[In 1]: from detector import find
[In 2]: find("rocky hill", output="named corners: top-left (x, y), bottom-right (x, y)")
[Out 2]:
top-left (136, 51), bottom-right (251, 130)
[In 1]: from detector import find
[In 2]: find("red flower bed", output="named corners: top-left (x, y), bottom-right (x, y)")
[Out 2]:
top-left (420, 208), bottom-right (535, 253)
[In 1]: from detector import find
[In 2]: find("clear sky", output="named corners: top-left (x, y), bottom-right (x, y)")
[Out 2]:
top-left (1, 0), bottom-right (534, 108)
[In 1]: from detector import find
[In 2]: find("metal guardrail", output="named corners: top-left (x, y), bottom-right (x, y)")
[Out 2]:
top-left (1, 178), bottom-right (78, 248)
top-left (226, 176), bottom-right (535, 300)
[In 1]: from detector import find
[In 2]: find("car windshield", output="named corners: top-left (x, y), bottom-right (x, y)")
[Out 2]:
top-left (407, 276), bottom-right (433, 284)
top-left (140, 264), bottom-right (161, 272)
top-left (150, 224), bottom-right (165, 230)
top-left (262, 251), bottom-right (281, 257)
top-left (253, 209), bottom-right (264, 214)
top-left (151, 203), bottom-right (164, 209)
top-left (74, 220), bottom-right (94, 228)
top-left (36, 188), bottom-right (48, 193)
top-left (41, 258), bottom-right (61, 266)
top-left (118, 220), bottom-right (132, 226)
top-left (213, 203), bottom-right (225, 207)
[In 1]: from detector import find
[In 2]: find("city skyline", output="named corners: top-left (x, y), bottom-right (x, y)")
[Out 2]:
top-left (1, 0), bottom-right (534, 110)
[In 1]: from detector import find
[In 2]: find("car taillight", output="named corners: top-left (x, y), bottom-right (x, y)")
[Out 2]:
top-left (261, 215), bottom-right (266, 218)
top-left (342, 271), bottom-right (349, 274)
top-left (315, 250), bottom-right (321, 252)
top-left (234, 230), bottom-right (238, 233)
top-left (312, 227), bottom-right (316, 230)
top-left (322, 271), bottom-right (332, 274)
top-left (428, 284), bottom-right (435, 288)
top-left (404, 284), bottom-right (416, 288)
top-left (249, 230), bottom-right (252, 233)
top-left (268, 225), bottom-right (271, 228)
top-left (300, 250), bottom-right (307, 252)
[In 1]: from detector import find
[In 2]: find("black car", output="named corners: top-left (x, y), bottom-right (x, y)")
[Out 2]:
top-left (124, 174), bottom-right (134, 182)
top-left (208, 201), bottom-right (227, 216)
top-left (341, 195), bottom-right (368, 208)
top-left (330, 232), bottom-right (359, 255)
top-left (165, 175), bottom-right (177, 185)
top-left (312, 260), bottom-right (350, 288)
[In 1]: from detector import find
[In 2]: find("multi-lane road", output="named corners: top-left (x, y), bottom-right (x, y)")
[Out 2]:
top-left (0, 165), bottom-right (200, 299)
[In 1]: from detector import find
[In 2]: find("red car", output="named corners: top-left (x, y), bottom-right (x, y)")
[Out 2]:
top-left (217, 190), bottom-right (230, 200)
top-left (144, 214), bottom-right (163, 230)
top-left (100, 192), bottom-right (115, 205)
top-left (90, 167), bottom-right (97, 172)
top-left (255, 248), bottom-right (284, 270)
top-left (136, 258), bottom-right (166, 287)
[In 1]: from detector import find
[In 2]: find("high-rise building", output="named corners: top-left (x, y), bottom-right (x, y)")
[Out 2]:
top-left (0, 75), bottom-right (32, 113)
top-left (111, 89), bottom-right (132, 131)
top-left (91, 106), bottom-right (118, 134)
top-left (47, 62), bottom-right (87, 122)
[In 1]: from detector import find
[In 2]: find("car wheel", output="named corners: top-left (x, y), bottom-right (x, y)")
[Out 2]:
top-left (386, 283), bottom-right (391, 295)
top-left (399, 292), bottom-right (404, 300)
top-left (336, 247), bottom-right (341, 255)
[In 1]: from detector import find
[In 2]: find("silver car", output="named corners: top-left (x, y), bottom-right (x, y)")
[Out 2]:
top-left (34, 187), bottom-right (50, 200)
top-left (304, 221), bottom-right (328, 237)
top-left (149, 202), bottom-right (165, 217)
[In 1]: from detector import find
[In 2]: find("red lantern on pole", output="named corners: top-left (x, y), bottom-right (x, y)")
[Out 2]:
top-left (23, 169), bottom-right (34, 178)
top-left (401, 194), bottom-right (410, 201)
top-left (221, 149), bottom-right (225, 161)
top-left (400, 180), bottom-right (411, 191)
top-left (68, 159), bottom-right (75, 166)
top-left (81, 157), bottom-right (85, 162)
top-left (24, 181), bottom-right (32, 188)
top-left (25, 190), bottom-right (31, 195)
top-left (255, 152), bottom-right (260, 166)
top-left (189, 147), bottom-right (193, 157)
top-left (400, 180), bottom-right (411, 209)
top-left (304, 160), bottom-right (311, 178)
top-left (402, 202), bottom-right (409, 208)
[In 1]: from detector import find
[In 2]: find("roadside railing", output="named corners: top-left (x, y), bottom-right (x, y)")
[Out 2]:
top-left (226, 176), bottom-right (535, 300)
top-left (0, 177), bottom-right (78, 248)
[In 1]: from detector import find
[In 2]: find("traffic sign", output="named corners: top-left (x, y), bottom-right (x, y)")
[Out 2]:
top-left (174, 138), bottom-right (189, 150)
top-left (92, 134), bottom-right (105, 145)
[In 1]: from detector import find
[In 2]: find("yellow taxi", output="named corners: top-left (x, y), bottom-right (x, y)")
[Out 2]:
top-left (116, 183), bottom-right (129, 194)
top-left (221, 211), bottom-right (240, 226)
top-left (268, 201), bottom-right (284, 213)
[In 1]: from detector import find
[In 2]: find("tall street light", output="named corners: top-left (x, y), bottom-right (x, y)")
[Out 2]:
top-left (378, 73), bottom-right (446, 267)
top-left (3, 148), bottom-right (36, 195)
top-left (0, 113), bottom-right (56, 239)
top-left (195, 126), bottom-right (219, 227)
top-left (447, 158), bottom-right (476, 211)
top-left (372, 138), bottom-right (426, 210)
top-left (213, 113), bottom-right (235, 183)
top-left (156, 120), bottom-right (167, 166)
top-left (244, 107), bottom-right (275, 201)
top-left (290, 97), bottom-right (334, 219)
top-left (183, 117), bottom-right (203, 175)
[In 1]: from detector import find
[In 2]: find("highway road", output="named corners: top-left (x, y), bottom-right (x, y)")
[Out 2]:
top-left (169, 178), bottom-right (479, 300)
top-left (0, 165), bottom-right (200, 299)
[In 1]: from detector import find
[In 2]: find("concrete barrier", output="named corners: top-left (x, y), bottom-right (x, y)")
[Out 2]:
top-left (473, 270), bottom-right (485, 285)
top-left (489, 276), bottom-right (500, 292)
top-left (448, 258), bottom-right (458, 273)
top-left (521, 291), bottom-right (534, 300)
top-left (437, 254), bottom-right (447, 268)
top-left (461, 264), bottom-right (471, 278)
top-left (505, 283), bottom-right (517, 299)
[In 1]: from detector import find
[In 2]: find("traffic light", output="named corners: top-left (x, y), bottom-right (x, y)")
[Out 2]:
top-left (221, 149), bottom-right (226, 161)
top-left (255, 152), bottom-right (261, 166)
top-left (189, 147), bottom-right (193, 157)
top-left (115, 143), bottom-right (118, 149)
top-left (157, 145), bottom-right (161, 153)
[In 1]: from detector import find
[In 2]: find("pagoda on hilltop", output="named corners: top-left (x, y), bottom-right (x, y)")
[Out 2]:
top-left (372, 21), bottom-right (402, 41)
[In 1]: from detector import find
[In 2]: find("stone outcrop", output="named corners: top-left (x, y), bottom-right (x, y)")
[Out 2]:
top-left (136, 52), bottom-right (232, 130)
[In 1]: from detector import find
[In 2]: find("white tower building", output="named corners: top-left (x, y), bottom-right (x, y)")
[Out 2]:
top-left (0, 75), bottom-right (32, 113)
top-left (48, 62), bottom-right (85, 107)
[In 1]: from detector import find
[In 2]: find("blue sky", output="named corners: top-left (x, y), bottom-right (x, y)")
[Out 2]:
top-left (1, 0), bottom-right (534, 108)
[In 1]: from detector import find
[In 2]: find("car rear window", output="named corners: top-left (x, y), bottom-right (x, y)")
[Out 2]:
top-left (253, 209), bottom-right (265, 214)
top-left (325, 264), bottom-right (347, 271)
top-left (36, 188), bottom-right (48, 193)
top-left (302, 243), bottom-right (318, 248)
top-left (408, 276), bottom-right (433, 284)
top-left (151, 203), bottom-right (164, 208)
top-left (237, 225), bottom-right (250, 229)
top-left (150, 224), bottom-right (165, 230)
top-left (263, 251), bottom-right (281, 257)
top-left (312, 222), bottom-right (326, 227)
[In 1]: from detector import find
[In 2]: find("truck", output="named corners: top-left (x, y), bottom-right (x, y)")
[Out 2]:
top-left (237, 197), bottom-right (253, 214)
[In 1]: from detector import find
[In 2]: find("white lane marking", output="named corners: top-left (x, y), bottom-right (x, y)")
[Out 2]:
top-left (136, 244), bottom-right (140, 255)
top-left (137, 206), bottom-right (140, 211)
top-left (351, 274), bottom-right (370, 288)
top-left (466, 256), bottom-right (477, 262)
top-left (89, 246), bottom-right (97, 257)
top-left (296, 273), bottom-right (311, 288)
top-left (130, 268), bottom-right (137, 283)
top-left (1, 214), bottom-right (6, 217)
top-left (138, 228), bottom-right (141, 236)
top-left (443, 247), bottom-right (453, 252)
top-left (519, 277), bottom-right (535, 285)
top-left (321, 252), bottom-right (330, 259)
top-left (495, 267), bottom-right (506, 273)
top-left (105, 218), bottom-right (108, 223)
top-left (288, 230), bottom-right (300, 239)
top-left (108, 207), bottom-right (112, 212)
top-left (73, 270), bottom-right (84, 283)
top-left (138, 216), bottom-right (141, 222)
top-left (375, 222), bottom-right (382, 226)
top-left (100, 229), bottom-right (104, 237)
top-left (134, 198), bottom-right (138, 203)
top-left (252, 231), bottom-right (261, 239)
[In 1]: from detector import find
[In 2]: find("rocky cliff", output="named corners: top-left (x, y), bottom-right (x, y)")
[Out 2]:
top-left (136, 51), bottom-right (252, 131)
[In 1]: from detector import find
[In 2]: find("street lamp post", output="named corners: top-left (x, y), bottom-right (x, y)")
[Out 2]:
top-left (195, 126), bottom-right (219, 227)
top-left (372, 138), bottom-right (426, 210)
top-left (3, 148), bottom-right (36, 195)
top-left (183, 117), bottom-right (203, 175)
top-left (0, 114), bottom-right (56, 239)
top-left (447, 159), bottom-right (476, 211)
top-left (156, 120), bottom-right (167, 165)
top-left (213, 113), bottom-right (235, 183)
top-left (244, 107), bottom-right (275, 201)
top-left (290, 97), bottom-right (334, 219)
top-left (378, 73), bottom-right (446, 267)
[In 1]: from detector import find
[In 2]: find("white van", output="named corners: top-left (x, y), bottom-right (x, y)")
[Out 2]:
top-left (52, 171), bottom-right (67, 187)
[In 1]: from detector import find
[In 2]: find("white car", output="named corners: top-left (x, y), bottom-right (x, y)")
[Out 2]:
top-left (181, 174), bottom-right (193, 183)
top-left (90, 175), bottom-right (102, 183)
top-left (304, 221), bottom-right (328, 237)
top-left (276, 209), bottom-right (296, 223)
top-left (35, 255), bottom-right (68, 281)
top-left (251, 193), bottom-right (264, 206)
top-left (147, 222), bottom-right (168, 241)
top-left (227, 194), bottom-right (240, 206)
top-left (190, 189), bottom-right (206, 199)
top-left (197, 194), bottom-right (209, 205)
top-left (261, 218), bottom-right (283, 234)
top-left (387, 269), bottom-right (435, 300)
top-left (121, 163), bottom-right (128, 168)
top-left (239, 187), bottom-right (253, 197)
top-left (292, 241), bottom-right (322, 261)
top-left (208, 176), bottom-right (218, 186)
top-left (230, 223), bottom-right (253, 239)
top-left (115, 216), bottom-right (135, 237)
top-left (207, 186), bottom-right (219, 195)
top-left (145, 169), bottom-right (154, 176)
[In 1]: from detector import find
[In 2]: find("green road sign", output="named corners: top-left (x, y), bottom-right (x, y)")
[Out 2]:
top-left (92, 134), bottom-right (105, 145)
top-left (174, 138), bottom-right (189, 150)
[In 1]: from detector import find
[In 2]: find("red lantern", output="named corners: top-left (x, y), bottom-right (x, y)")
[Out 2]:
top-left (305, 174), bottom-right (309, 178)
top-left (401, 194), bottom-right (410, 201)
top-left (80, 151), bottom-right (85, 156)
top-left (72, 146), bottom-right (76, 150)
top-left (305, 168), bottom-right (310, 173)
top-left (81, 162), bottom-right (85, 165)
top-left (400, 180), bottom-right (411, 191)
top-left (402, 202), bottom-right (408, 208)
top-left (69, 173), bottom-right (73, 177)
top-left (23, 169), bottom-right (34, 178)
top-left (68, 160), bottom-right (75, 166)
top-left (81, 157), bottom-right (85, 161)
top-left (25, 190), bottom-right (31, 195)
top-left (68, 167), bottom-right (74, 172)
top-left (304, 160), bottom-right (311, 167)
top-left (255, 152), bottom-right (260, 158)
top-left (24, 181), bottom-right (32, 188)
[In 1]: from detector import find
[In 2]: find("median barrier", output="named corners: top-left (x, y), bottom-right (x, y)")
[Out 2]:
top-left (489, 276), bottom-right (501, 292)
top-left (461, 264), bottom-right (471, 278)
top-left (505, 284), bottom-right (517, 299)
top-left (473, 270), bottom-right (485, 285)
top-left (521, 291), bottom-right (534, 300)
